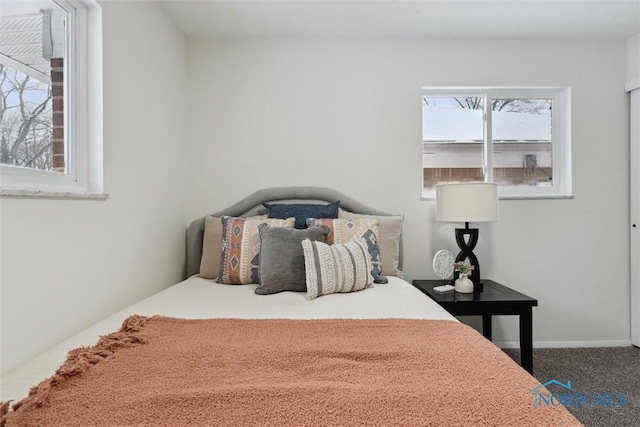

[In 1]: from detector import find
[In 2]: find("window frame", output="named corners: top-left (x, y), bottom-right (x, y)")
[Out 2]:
top-left (0, 0), bottom-right (103, 196)
top-left (421, 86), bottom-right (572, 200)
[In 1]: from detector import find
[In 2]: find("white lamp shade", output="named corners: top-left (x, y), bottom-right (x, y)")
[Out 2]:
top-left (436, 183), bottom-right (498, 222)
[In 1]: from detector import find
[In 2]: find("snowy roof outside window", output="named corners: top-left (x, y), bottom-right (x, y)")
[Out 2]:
top-left (423, 107), bottom-right (552, 142)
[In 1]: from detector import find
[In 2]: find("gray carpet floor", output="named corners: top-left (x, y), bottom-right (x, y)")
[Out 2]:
top-left (503, 347), bottom-right (640, 427)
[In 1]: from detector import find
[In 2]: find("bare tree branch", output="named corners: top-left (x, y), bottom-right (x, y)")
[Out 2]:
top-left (9, 95), bottom-right (51, 160)
top-left (0, 65), bottom-right (53, 168)
top-left (24, 140), bottom-right (52, 167)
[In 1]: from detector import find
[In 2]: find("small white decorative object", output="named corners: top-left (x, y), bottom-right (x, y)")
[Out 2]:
top-left (432, 250), bottom-right (455, 293)
top-left (453, 261), bottom-right (475, 293)
top-left (432, 250), bottom-right (454, 280)
top-left (454, 273), bottom-right (474, 293)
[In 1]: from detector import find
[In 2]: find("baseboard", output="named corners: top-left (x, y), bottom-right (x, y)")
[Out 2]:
top-left (494, 340), bottom-right (633, 349)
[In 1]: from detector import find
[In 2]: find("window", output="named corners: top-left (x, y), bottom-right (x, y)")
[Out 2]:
top-left (421, 87), bottom-right (571, 199)
top-left (0, 0), bottom-right (102, 195)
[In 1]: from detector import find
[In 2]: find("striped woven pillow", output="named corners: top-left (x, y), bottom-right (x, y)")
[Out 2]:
top-left (301, 237), bottom-right (374, 300)
top-left (306, 218), bottom-right (387, 284)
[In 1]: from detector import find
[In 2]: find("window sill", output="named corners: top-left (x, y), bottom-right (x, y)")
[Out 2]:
top-left (496, 195), bottom-right (575, 201)
top-left (421, 194), bottom-right (575, 201)
top-left (0, 189), bottom-right (109, 200)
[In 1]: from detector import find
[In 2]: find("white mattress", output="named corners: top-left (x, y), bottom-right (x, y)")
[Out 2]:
top-left (1, 276), bottom-right (455, 402)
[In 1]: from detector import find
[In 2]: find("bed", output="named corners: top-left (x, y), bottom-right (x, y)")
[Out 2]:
top-left (1, 187), bottom-right (580, 426)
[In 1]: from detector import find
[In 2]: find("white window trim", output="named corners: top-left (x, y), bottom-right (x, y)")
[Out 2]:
top-left (0, 0), bottom-right (104, 199)
top-left (421, 86), bottom-right (572, 200)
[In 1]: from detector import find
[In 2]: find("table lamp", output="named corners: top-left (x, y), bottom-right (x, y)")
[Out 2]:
top-left (435, 183), bottom-right (498, 286)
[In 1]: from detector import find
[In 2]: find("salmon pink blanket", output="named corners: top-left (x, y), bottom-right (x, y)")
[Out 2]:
top-left (1, 316), bottom-right (580, 426)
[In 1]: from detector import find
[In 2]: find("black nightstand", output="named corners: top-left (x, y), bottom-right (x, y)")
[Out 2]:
top-left (412, 279), bottom-right (538, 374)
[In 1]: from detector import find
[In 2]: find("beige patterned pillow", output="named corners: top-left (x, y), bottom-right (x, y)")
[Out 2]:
top-left (218, 216), bottom-right (295, 284)
top-left (338, 208), bottom-right (403, 277)
top-left (199, 215), bottom-right (266, 279)
top-left (302, 238), bottom-right (373, 300)
top-left (306, 218), bottom-right (386, 284)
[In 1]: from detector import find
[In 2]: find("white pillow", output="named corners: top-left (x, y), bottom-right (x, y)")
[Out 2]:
top-left (302, 237), bottom-right (373, 300)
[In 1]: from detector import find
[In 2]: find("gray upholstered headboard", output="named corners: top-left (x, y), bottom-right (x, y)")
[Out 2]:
top-left (186, 186), bottom-right (403, 278)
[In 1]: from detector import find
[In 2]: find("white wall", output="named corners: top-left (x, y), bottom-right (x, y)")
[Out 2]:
top-left (627, 33), bottom-right (640, 83)
top-left (0, 1), bottom-right (189, 374)
top-left (187, 38), bottom-right (629, 346)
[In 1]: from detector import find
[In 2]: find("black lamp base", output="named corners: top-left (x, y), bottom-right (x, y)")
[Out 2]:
top-left (454, 222), bottom-right (482, 288)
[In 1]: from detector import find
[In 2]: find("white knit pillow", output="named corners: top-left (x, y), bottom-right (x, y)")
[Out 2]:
top-left (301, 238), bottom-right (373, 300)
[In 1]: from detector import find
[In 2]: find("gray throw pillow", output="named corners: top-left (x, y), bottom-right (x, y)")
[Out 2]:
top-left (256, 223), bottom-right (330, 295)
